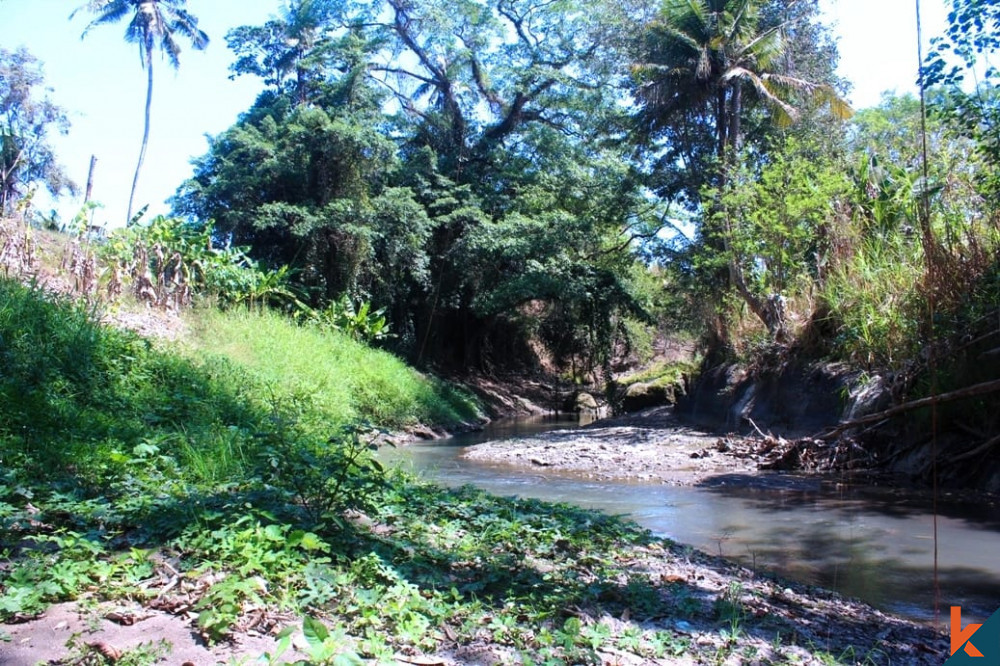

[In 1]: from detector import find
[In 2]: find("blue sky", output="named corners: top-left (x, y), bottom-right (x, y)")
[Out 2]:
top-left (0, 0), bottom-right (948, 228)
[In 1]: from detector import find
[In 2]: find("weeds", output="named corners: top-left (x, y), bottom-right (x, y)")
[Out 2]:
top-left (57, 635), bottom-right (171, 666)
top-left (0, 280), bottom-right (944, 664)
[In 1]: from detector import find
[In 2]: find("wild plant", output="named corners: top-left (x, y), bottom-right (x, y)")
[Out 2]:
top-left (302, 295), bottom-right (392, 343)
top-left (253, 405), bottom-right (390, 524)
top-left (0, 218), bottom-right (36, 277)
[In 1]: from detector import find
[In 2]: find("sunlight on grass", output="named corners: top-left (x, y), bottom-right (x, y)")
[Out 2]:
top-left (188, 307), bottom-right (481, 430)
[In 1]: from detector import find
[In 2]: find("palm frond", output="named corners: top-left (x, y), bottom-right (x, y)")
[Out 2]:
top-left (650, 20), bottom-right (705, 56)
top-left (725, 66), bottom-right (798, 126)
top-left (170, 8), bottom-right (209, 50)
top-left (76, 0), bottom-right (209, 70)
top-left (160, 29), bottom-right (182, 69)
top-left (76, 0), bottom-right (133, 37)
top-left (739, 24), bottom-right (784, 69)
top-left (763, 74), bottom-right (854, 119)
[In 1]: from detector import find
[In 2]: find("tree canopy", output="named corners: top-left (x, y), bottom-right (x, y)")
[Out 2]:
top-left (0, 47), bottom-right (74, 214)
top-left (175, 0), bottom-right (657, 373)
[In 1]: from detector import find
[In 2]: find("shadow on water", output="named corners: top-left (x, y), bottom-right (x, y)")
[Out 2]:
top-left (697, 472), bottom-right (1000, 531)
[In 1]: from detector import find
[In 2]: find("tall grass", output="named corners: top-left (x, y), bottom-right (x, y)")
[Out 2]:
top-left (0, 280), bottom-right (478, 491)
top-left (0, 279), bottom-right (264, 484)
top-left (820, 234), bottom-right (924, 370)
top-left (187, 307), bottom-right (481, 431)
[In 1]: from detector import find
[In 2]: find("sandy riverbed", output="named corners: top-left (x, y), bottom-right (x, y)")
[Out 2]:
top-left (462, 407), bottom-right (761, 484)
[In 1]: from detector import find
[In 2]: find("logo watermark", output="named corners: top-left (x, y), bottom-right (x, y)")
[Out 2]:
top-left (946, 606), bottom-right (1000, 664)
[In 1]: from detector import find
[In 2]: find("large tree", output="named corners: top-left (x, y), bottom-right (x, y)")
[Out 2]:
top-left (633, 0), bottom-right (850, 338)
top-left (0, 48), bottom-right (74, 214)
top-left (226, 0), bottom-right (344, 105)
top-left (73, 0), bottom-right (208, 223)
top-left (178, 0), bottom-right (653, 372)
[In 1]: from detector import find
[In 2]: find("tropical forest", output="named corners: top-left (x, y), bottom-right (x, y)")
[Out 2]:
top-left (0, 0), bottom-right (998, 663)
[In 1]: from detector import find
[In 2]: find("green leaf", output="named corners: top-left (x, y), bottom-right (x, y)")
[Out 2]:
top-left (298, 532), bottom-right (327, 552)
top-left (263, 524), bottom-right (284, 542)
top-left (302, 615), bottom-right (330, 647)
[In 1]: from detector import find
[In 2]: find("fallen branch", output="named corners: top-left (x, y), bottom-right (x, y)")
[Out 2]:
top-left (818, 378), bottom-right (1000, 440)
top-left (949, 433), bottom-right (1000, 464)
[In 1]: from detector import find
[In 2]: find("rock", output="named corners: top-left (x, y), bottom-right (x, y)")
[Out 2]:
top-left (563, 391), bottom-right (599, 412)
top-left (408, 425), bottom-right (440, 440)
top-left (620, 382), bottom-right (674, 412)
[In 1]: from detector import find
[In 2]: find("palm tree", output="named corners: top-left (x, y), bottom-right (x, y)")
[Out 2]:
top-left (633, 0), bottom-right (851, 339)
top-left (72, 0), bottom-right (208, 223)
top-left (635, 0), bottom-right (850, 169)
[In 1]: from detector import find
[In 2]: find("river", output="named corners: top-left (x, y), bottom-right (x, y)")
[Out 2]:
top-left (382, 415), bottom-right (1000, 626)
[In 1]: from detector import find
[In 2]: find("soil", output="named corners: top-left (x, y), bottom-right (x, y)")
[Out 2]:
top-left (0, 601), bottom-right (302, 665)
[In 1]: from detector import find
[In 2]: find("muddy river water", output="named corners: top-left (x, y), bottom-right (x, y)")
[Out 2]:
top-left (382, 415), bottom-right (1000, 626)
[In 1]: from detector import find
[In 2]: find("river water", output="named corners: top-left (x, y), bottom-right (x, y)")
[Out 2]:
top-left (382, 415), bottom-right (1000, 626)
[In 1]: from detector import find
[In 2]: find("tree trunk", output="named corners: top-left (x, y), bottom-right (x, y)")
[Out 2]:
top-left (127, 44), bottom-right (154, 224)
top-left (719, 83), bottom-right (786, 339)
top-left (728, 84), bottom-right (742, 155)
top-left (716, 88), bottom-right (728, 166)
top-left (84, 155), bottom-right (97, 204)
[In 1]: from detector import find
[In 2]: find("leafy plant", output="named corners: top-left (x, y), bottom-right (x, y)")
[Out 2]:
top-left (254, 416), bottom-right (390, 522)
top-left (259, 617), bottom-right (364, 666)
top-left (303, 295), bottom-right (392, 343)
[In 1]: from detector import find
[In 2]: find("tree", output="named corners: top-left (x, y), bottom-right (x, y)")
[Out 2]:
top-left (705, 135), bottom-right (849, 340)
top-left (0, 48), bottom-right (74, 214)
top-left (924, 0), bottom-right (1000, 202)
top-left (73, 0), bottom-right (208, 223)
top-left (226, 0), bottom-right (343, 105)
top-left (186, 0), bottom-right (652, 372)
top-left (634, 0), bottom-right (849, 197)
top-left (632, 0), bottom-right (850, 339)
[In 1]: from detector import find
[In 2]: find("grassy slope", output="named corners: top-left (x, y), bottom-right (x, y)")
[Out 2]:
top-left (0, 281), bottom-right (946, 665)
top-left (188, 307), bottom-right (479, 431)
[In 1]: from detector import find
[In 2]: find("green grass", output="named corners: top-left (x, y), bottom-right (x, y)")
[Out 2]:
top-left (0, 280), bottom-right (476, 490)
top-left (188, 307), bottom-right (481, 431)
top-left (619, 357), bottom-right (699, 389)
top-left (820, 235), bottom-right (924, 371)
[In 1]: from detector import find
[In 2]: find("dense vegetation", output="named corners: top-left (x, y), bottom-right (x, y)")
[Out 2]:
top-left (0, 280), bottom-right (944, 663)
top-left (3, 0), bottom-right (994, 392)
top-left (2, 0), bottom-right (998, 660)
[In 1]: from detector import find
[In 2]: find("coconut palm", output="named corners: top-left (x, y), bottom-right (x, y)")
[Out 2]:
top-left (634, 0), bottom-right (851, 339)
top-left (72, 0), bottom-right (209, 223)
top-left (634, 0), bottom-right (850, 168)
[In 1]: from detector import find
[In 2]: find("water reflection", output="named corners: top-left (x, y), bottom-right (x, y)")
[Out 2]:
top-left (381, 415), bottom-right (1000, 625)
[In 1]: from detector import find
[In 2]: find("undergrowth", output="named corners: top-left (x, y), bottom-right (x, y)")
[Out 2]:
top-left (187, 307), bottom-right (479, 431)
top-left (0, 280), bottom-right (932, 664)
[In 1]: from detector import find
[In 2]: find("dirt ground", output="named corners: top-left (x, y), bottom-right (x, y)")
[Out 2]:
top-left (0, 601), bottom-right (301, 665)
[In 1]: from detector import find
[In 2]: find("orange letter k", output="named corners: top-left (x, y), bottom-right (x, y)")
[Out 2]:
top-left (952, 606), bottom-right (985, 657)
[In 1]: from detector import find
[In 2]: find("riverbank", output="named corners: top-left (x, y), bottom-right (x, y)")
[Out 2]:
top-left (2, 476), bottom-right (950, 666)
